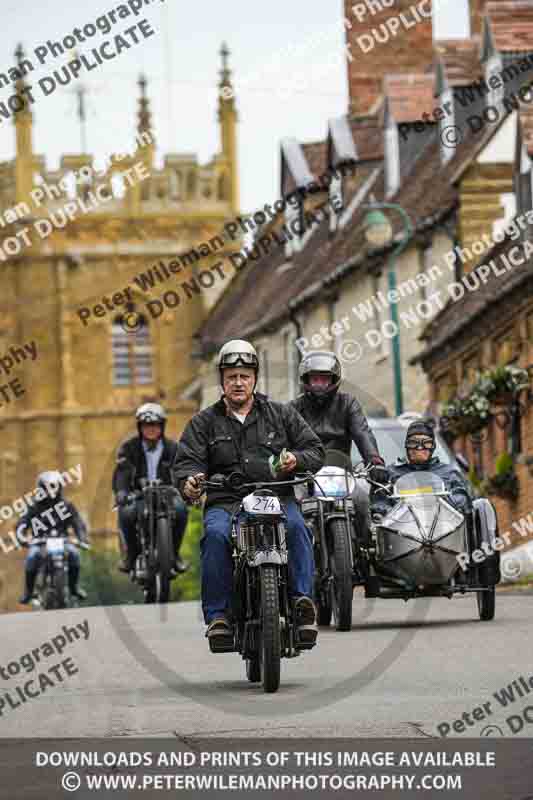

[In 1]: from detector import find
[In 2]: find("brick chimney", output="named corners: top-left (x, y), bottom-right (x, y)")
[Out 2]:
top-left (345, 0), bottom-right (434, 115)
top-left (469, 0), bottom-right (488, 35)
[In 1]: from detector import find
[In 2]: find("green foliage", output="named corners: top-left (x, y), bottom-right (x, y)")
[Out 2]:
top-left (482, 452), bottom-right (520, 502)
top-left (79, 546), bottom-right (142, 606)
top-left (171, 506), bottom-right (202, 602)
top-left (80, 507), bottom-right (203, 606)
top-left (442, 389), bottom-right (490, 423)
top-left (468, 466), bottom-right (483, 493)
top-left (478, 365), bottom-right (530, 399)
top-left (442, 364), bottom-right (531, 438)
top-left (494, 451), bottom-right (514, 477)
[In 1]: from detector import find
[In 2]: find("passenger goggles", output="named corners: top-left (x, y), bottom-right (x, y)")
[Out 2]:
top-left (406, 437), bottom-right (434, 451)
top-left (220, 353), bottom-right (258, 368)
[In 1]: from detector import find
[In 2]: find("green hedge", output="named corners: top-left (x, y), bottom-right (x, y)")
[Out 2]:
top-left (80, 507), bottom-right (202, 606)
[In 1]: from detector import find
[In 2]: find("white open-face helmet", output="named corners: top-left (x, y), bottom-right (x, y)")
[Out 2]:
top-left (216, 340), bottom-right (259, 387)
top-left (136, 402), bottom-right (167, 434)
top-left (37, 471), bottom-right (63, 500)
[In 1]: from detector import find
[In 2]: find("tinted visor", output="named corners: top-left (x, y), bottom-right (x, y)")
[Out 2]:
top-left (220, 352), bottom-right (258, 368)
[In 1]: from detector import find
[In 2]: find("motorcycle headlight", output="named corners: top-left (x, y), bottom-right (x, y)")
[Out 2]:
top-left (313, 470), bottom-right (355, 498)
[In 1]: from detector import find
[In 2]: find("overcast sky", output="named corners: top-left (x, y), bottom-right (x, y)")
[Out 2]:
top-left (0, 0), bottom-right (464, 214)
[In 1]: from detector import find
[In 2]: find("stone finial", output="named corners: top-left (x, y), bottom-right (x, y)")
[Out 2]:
top-left (137, 73), bottom-right (152, 135)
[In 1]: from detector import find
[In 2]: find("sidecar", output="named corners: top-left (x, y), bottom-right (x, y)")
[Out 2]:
top-left (366, 471), bottom-right (499, 620)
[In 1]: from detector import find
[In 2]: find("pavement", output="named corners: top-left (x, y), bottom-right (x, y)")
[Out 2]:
top-left (1, 590), bottom-right (532, 739)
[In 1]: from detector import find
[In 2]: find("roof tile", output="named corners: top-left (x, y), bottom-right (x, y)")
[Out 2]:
top-left (487, 1), bottom-right (533, 53)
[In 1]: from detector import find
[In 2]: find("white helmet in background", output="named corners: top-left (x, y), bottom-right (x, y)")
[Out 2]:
top-left (37, 471), bottom-right (63, 500)
top-left (136, 402), bottom-right (167, 435)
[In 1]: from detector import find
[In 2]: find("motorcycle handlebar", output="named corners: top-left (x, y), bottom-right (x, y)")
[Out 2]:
top-left (199, 473), bottom-right (314, 492)
top-left (31, 537), bottom-right (91, 549)
top-left (113, 483), bottom-right (180, 510)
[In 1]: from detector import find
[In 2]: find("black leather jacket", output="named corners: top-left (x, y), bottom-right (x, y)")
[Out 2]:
top-left (290, 391), bottom-right (381, 463)
top-left (371, 456), bottom-right (474, 516)
top-left (112, 435), bottom-right (178, 496)
top-left (173, 392), bottom-right (325, 510)
top-left (16, 497), bottom-right (88, 545)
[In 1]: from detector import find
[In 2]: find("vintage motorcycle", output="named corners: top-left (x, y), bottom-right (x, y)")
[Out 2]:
top-left (354, 466), bottom-right (500, 620)
top-left (299, 451), bottom-right (357, 631)
top-left (31, 532), bottom-right (90, 610)
top-left (118, 479), bottom-right (181, 604)
top-left (199, 472), bottom-right (315, 694)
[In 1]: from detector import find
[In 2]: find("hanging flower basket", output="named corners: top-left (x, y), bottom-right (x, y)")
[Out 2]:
top-left (479, 365), bottom-right (530, 406)
top-left (489, 391), bottom-right (515, 407)
top-left (455, 415), bottom-right (489, 436)
top-left (441, 391), bottom-right (491, 438)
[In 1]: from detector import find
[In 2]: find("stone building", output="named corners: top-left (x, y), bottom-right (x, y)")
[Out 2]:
top-left (415, 102), bottom-right (533, 542)
top-left (193, 0), bottom-right (533, 421)
top-left (0, 44), bottom-right (240, 611)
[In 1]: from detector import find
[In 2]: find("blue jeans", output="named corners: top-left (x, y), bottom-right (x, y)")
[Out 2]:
top-left (201, 500), bottom-right (314, 624)
top-left (26, 542), bottom-right (80, 583)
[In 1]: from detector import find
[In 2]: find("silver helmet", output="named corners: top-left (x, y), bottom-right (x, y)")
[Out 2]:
top-left (299, 350), bottom-right (342, 406)
top-left (36, 470), bottom-right (63, 500)
top-left (136, 402), bottom-right (167, 434)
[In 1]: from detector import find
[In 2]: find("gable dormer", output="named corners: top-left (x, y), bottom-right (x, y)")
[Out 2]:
top-left (433, 39), bottom-right (482, 163)
top-left (280, 138), bottom-right (315, 257)
top-left (382, 74), bottom-right (436, 198)
top-left (480, 3), bottom-right (533, 115)
top-left (514, 106), bottom-right (533, 220)
top-left (383, 97), bottom-right (400, 198)
top-left (481, 16), bottom-right (504, 111)
top-left (326, 116), bottom-right (358, 233)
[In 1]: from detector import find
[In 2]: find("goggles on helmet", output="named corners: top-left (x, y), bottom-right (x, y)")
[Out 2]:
top-left (220, 352), bottom-right (258, 368)
top-left (406, 436), bottom-right (434, 451)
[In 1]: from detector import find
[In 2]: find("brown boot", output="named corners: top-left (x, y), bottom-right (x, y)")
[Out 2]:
top-left (294, 596), bottom-right (318, 649)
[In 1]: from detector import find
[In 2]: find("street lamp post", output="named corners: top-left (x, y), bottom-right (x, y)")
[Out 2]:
top-left (363, 202), bottom-right (413, 417)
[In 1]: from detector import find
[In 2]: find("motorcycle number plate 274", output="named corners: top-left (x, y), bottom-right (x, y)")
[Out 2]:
top-left (243, 494), bottom-right (282, 515)
top-left (46, 537), bottom-right (65, 554)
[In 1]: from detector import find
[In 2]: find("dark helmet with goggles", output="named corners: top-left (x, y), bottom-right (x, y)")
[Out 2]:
top-left (405, 420), bottom-right (436, 455)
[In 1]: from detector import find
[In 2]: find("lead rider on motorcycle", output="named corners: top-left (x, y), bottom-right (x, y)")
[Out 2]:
top-left (173, 339), bottom-right (325, 650)
top-left (16, 471), bottom-right (89, 604)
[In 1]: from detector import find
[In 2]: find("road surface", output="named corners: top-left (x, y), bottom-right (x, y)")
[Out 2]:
top-left (1, 591), bottom-right (531, 739)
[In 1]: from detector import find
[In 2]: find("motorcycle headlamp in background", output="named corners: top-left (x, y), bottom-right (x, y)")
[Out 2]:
top-left (313, 467), bottom-right (355, 498)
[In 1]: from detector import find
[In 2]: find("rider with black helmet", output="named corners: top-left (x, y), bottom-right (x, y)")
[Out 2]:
top-left (290, 351), bottom-right (388, 540)
top-left (17, 471), bottom-right (89, 604)
top-left (291, 351), bottom-right (386, 470)
top-left (112, 402), bottom-right (189, 574)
